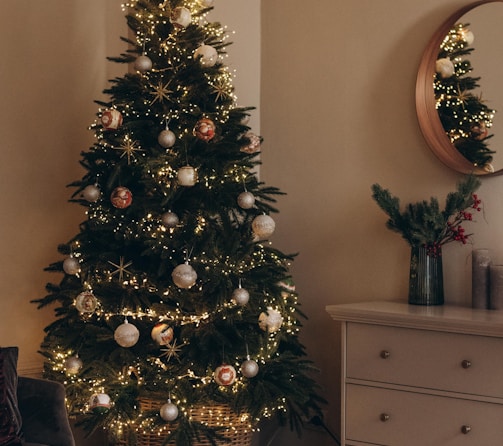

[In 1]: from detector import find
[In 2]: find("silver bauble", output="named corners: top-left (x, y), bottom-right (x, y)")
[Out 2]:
top-left (114, 319), bottom-right (140, 348)
top-left (194, 44), bottom-right (218, 67)
top-left (134, 54), bottom-right (153, 73)
top-left (252, 214), bottom-right (275, 239)
top-left (237, 191), bottom-right (255, 209)
top-left (158, 129), bottom-right (176, 148)
top-left (232, 287), bottom-right (250, 306)
top-left (177, 166), bottom-right (197, 186)
top-left (63, 257), bottom-right (80, 275)
top-left (160, 400), bottom-right (179, 421)
top-left (172, 263), bottom-right (197, 288)
top-left (82, 184), bottom-right (101, 202)
top-left (241, 358), bottom-right (259, 378)
top-left (161, 211), bottom-right (179, 228)
top-left (64, 355), bottom-right (83, 375)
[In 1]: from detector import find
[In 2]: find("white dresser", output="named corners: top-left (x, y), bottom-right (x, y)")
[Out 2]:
top-left (326, 301), bottom-right (503, 446)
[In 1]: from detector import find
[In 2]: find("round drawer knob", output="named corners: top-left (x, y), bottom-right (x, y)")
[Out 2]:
top-left (461, 359), bottom-right (472, 369)
top-left (380, 413), bottom-right (390, 422)
top-left (380, 350), bottom-right (390, 359)
top-left (461, 425), bottom-right (471, 434)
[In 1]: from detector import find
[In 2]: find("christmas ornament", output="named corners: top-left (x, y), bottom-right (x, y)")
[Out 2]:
top-left (108, 256), bottom-right (133, 282)
top-left (170, 6), bottom-right (191, 28)
top-left (75, 291), bottom-right (98, 313)
top-left (82, 184), bottom-right (101, 202)
top-left (101, 109), bottom-right (123, 130)
top-left (177, 166), bottom-right (197, 186)
top-left (484, 163), bottom-right (495, 173)
top-left (199, 0), bottom-right (214, 6)
top-left (214, 364), bottom-right (237, 386)
top-left (172, 263), bottom-right (197, 288)
top-left (134, 54), bottom-right (152, 73)
top-left (160, 399), bottom-right (179, 421)
top-left (237, 191), bottom-right (255, 209)
top-left (471, 122), bottom-right (488, 140)
top-left (252, 214), bottom-right (276, 239)
top-left (459, 28), bottom-right (474, 45)
top-left (194, 44), bottom-right (218, 67)
top-left (258, 307), bottom-right (283, 333)
top-left (89, 393), bottom-right (111, 414)
top-left (232, 286), bottom-right (250, 306)
top-left (110, 186), bottom-right (133, 209)
top-left (63, 257), bottom-right (80, 275)
top-left (158, 129), bottom-right (176, 148)
top-left (241, 357), bottom-right (259, 378)
top-left (64, 355), bottom-right (83, 375)
top-left (151, 323), bottom-right (174, 345)
top-left (240, 131), bottom-right (261, 154)
top-left (161, 211), bottom-right (180, 228)
top-left (435, 58), bottom-right (455, 79)
top-left (193, 118), bottom-right (216, 141)
top-left (114, 319), bottom-right (140, 348)
top-left (160, 339), bottom-right (186, 362)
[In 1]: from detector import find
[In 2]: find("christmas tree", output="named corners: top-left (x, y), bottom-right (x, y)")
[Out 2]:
top-left (33, 1), bottom-right (324, 445)
top-left (435, 22), bottom-right (496, 171)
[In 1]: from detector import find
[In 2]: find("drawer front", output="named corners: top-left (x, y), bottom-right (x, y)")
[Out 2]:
top-left (346, 322), bottom-right (503, 398)
top-left (346, 383), bottom-right (503, 446)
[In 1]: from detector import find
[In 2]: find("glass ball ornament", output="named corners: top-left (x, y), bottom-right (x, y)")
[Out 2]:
top-left (193, 118), bottom-right (216, 141)
top-left (252, 214), bottom-right (275, 240)
top-left (241, 357), bottom-right (259, 378)
top-left (110, 186), bottom-right (133, 209)
top-left (177, 166), bottom-right (197, 186)
top-left (75, 291), bottom-right (98, 313)
top-left (63, 257), bottom-right (80, 275)
top-left (194, 44), bottom-right (218, 67)
top-left (82, 184), bottom-right (101, 202)
top-left (89, 393), bottom-right (111, 414)
top-left (161, 211), bottom-right (179, 228)
top-left (258, 307), bottom-right (283, 333)
top-left (435, 57), bottom-right (454, 79)
top-left (64, 355), bottom-right (83, 375)
top-left (158, 129), bottom-right (176, 148)
top-left (170, 6), bottom-right (191, 28)
top-left (237, 191), bottom-right (255, 209)
top-left (240, 131), bottom-right (261, 154)
top-left (172, 263), bottom-right (197, 288)
top-left (214, 364), bottom-right (237, 386)
top-left (151, 323), bottom-right (174, 345)
top-left (101, 109), bottom-right (123, 130)
top-left (114, 319), bottom-right (140, 348)
top-left (232, 287), bottom-right (250, 306)
top-left (134, 54), bottom-right (152, 73)
top-left (160, 399), bottom-right (179, 421)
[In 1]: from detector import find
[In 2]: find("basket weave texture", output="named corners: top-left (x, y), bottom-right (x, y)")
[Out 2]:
top-left (113, 398), bottom-right (253, 446)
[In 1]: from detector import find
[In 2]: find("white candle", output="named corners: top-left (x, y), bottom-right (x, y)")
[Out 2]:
top-left (472, 249), bottom-right (491, 309)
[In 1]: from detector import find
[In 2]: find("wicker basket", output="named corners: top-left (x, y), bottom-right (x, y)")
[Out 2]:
top-left (113, 398), bottom-right (254, 446)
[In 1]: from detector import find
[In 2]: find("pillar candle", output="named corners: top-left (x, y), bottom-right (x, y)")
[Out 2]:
top-left (490, 265), bottom-right (503, 310)
top-left (472, 249), bottom-right (491, 309)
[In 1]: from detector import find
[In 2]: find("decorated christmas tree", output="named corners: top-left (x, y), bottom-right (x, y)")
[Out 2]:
top-left (33, 1), bottom-right (323, 445)
top-left (435, 22), bottom-right (496, 171)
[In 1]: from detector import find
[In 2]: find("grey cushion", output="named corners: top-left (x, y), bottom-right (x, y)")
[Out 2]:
top-left (0, 347), bottom-right (22, 445)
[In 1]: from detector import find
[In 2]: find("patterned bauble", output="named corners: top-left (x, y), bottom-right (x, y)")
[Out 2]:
top-left (240, 131), bottom-right (261, 154)
top-left (82, 184), bottom-right (101, 202)
top-left (241, 358), bottom-right (259, 378)
top-left (89, 393), bottom-right (111, 414)
top-left (252, 214), bottom-right (275, 240)
top-left (471, 122), bottom-right (488, 141)
top-left (110, 186), bottom-right (133, 209)
top-left (237, 191), bottom-right (255, 209)
top-left (170, 6), bottom-right (191, 28)
top-left (161, 211), bottom-right (180, 228)
top-left (75, 291), bottom-right (98, 313)
top-left (194, 44), bottom-right (218, 67)
top-left (151, 323), bottom-right (174, 345)
top-left (63, 257), bottom-right (80, 275)
top-left (158, 129), bottom-right (176, 148)
top-left (193, 118), bottom-right (216, 142)
top-left (214, 364), bottom-right (237, 386)
top-left (101, 109), bottom-right (123, 130)
top-left (177, 166), bottom-right (197, 186)
top-left (172, 263), bottom-right (197, 289)
top-left (258, 307), bottom-right (283, 333)
top-left (160, 399), bottom-right (179, 421)
top-left (435, 57), bottom-right (455, 79)
top-left (64, 355), bottom-right (83, 375)
top-left (134, 54), bottom-right (152, 73)
top-left (232, 287), bottom-right (250, 306)
top-left (114, 319), bottom-right (140, 348)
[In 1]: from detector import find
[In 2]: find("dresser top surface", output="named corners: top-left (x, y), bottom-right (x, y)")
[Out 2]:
top-left (326, 300), bottom-right (503, 337)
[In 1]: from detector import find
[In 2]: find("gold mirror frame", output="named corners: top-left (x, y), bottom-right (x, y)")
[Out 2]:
top-left (416, 0), bottom-right (503, 175)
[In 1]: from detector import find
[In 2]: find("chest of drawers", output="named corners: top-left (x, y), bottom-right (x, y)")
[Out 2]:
top-left (326, 301), bottom-right (503, 446)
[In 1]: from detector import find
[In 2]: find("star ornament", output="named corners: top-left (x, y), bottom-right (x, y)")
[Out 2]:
top-left (160, 339), bottom-right (186, 363)
top-left (114, 136), bottom-right (144, 164)
top-left (108, 256), bottom-right (133, 283)
top-left (210, 79), bottom-right (231, 102)
top-left (150, 81), bottom-right (173, 104)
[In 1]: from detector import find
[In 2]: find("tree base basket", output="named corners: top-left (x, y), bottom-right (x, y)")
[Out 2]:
top-left (112, 399), bottom-right (254, 446)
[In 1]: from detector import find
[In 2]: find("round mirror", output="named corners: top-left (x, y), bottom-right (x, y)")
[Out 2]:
top-left (416, 0), bottom-right (503, 175)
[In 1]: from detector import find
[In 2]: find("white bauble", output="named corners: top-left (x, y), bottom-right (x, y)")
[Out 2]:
top-left (170, 7), bottom-right (191, 28)
top-left (160, 399), bottom-right (179, 421)
top-left (82, 184), bottom-right (101, 202)
top-left (172, 263), bottom-right (197, 288)
top-left (89, 393), bottom-right (111, 414)
top-left (161, 211), bottom-right (179, 228)
top-left (435, 58), bottom-right (455, 79)
top-left (151, 323), bottom-right (174, 345)
top-left (241, 358), bottom-right (259, 378)
top-left (214, 364), bottom-right (237, 386)
top-left (64, 355), bottom-right (83, 375)
top-left (114, 319), bottom-right (140, 347)
top-left (258, 307), bottom-right (283, 333)
top-left (134, 54), bottom-right (153, 73)
top-left (232, 287), bottom-right (250, 306)
top-left (252, 214), bottom-right (275, 240)
top-left (158, 129), bottom-right (176, 148)
top-left (177, 166), bottom-right (197, 186)
top-left (63, 257), bottom-right (80, 275)
top-left (194, 44), bottom-right (218, 67)
top-left (237, 191), bottom-right (255, 209)
top-left (460, 29), bottom-right (474, 45)
top-left (200, 0), bottom-right (214, 6)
